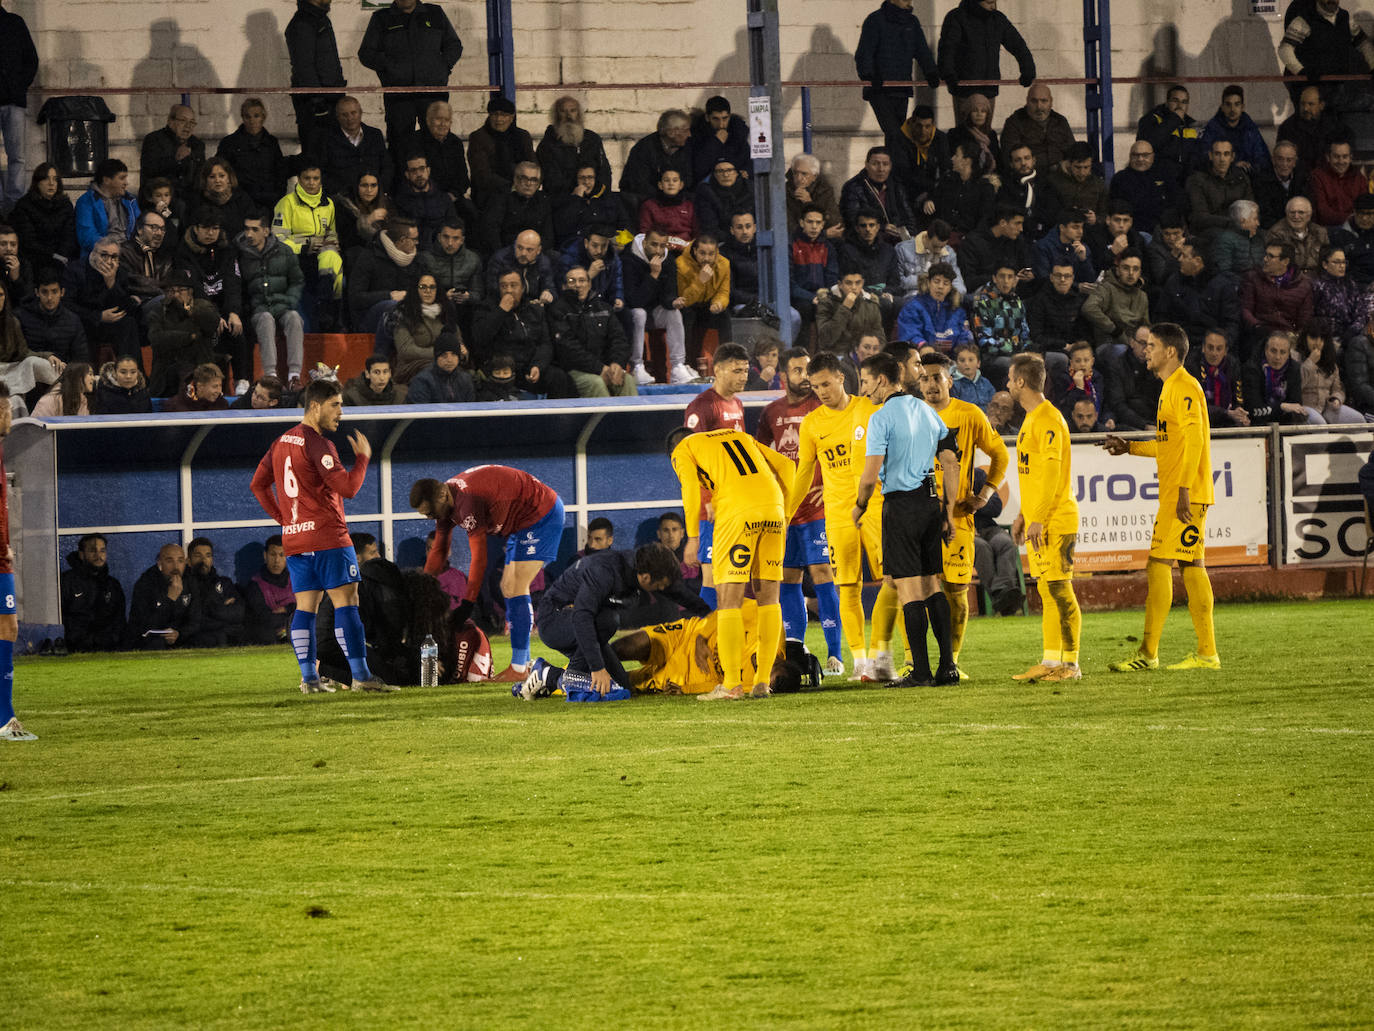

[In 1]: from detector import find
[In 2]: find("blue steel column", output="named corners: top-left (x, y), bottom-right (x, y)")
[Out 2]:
top-left (1083, 0), bottom-right (1116, 178)
top-left (486, 0), bottom-right (516, 102)
top-left (747, 0), bottom-right (794, 342)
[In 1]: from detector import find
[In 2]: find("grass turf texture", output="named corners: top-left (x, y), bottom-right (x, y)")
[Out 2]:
top-left (2, 599), bottom-right (1372, 1029)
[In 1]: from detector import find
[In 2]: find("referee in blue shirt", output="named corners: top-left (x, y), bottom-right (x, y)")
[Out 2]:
top-left (853, 352), bottom-right (962, 686)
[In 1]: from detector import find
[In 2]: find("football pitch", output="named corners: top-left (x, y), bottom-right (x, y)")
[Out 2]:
top-left (2, 598), bottom-right (1372, 1029)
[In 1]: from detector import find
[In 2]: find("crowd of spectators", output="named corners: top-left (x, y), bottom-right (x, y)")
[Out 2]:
top-left (2, 0), bottom-right (1374, 429)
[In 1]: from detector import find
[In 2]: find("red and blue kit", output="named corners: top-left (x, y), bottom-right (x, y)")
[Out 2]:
top-left (251, 424), bottom-right (368, 556)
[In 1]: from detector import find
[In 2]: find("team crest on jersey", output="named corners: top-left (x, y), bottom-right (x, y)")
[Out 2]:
top-left (686, 413), bottom-right (700, 429)
top-left (853, 425), bottom-right (865, 441)
top-left (322, 455), bottom-right (335, 469)
top-left (526, 546), bottom-right (537, 555)
top-left (455, 477), bottom-right (468, 490)
top-left (461, 515), bottom-right (477, 530)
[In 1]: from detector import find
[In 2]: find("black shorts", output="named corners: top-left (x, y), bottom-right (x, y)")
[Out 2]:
top-left (882, 485), bottom-right (944, 579)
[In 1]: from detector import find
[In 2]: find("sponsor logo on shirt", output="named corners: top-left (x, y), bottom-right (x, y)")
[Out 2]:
top-left (686, 413), bottom-right (700, 429)
top-left (281, 434), bottom-right (306, 446)
top-left (283, 521), bottom-right (317, 534)
top-left (461, 516), bottom-right (477, 530)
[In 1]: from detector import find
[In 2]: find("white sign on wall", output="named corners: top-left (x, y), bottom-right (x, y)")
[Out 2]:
top-left (1282, 430), bottom-right (1374, 565)
top-left (748, 96), bottom-right (772, 160)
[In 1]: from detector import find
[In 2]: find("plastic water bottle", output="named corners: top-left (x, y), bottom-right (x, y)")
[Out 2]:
top-left (420, 634), bottom-right (439, 687)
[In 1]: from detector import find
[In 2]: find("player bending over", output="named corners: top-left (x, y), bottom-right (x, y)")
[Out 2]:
top-left (1103, 321), bottom-right (1220, 671)
top-left (251, 379), bottom-right (394, 693)
top-left (1007, 353), bottom-right (1084, 682)
top-left (669, 425), bottom-right (793, 699)
top-left (410, 465), bottom-right (565, 682)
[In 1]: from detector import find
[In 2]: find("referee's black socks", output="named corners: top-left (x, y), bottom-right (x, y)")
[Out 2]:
top-left (903, 601), bottom-right (931, 681)
top-left (924, 592), bottom-right (954, 668)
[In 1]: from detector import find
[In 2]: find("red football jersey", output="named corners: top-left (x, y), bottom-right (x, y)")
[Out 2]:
top-left (251, 423), bottom-right (368, 556)
top-left (0, 446), bottom-right (10, 576)
top-left (683, 388), bottom-right (745, 524)
top-left (424, 465), bottom-right (558, 600)
top-left (757, 394), bottom-right (823, 525)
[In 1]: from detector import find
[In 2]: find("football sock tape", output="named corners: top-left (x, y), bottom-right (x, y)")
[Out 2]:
top-left (334, 605), bottom-right (373, 682)
top-left (507, 594), bottom-right (534, 668)
top-left (289, 610), bottom-right (317, 681)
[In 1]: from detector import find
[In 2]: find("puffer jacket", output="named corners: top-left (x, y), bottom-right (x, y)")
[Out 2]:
top-left (16, 295), bottom-right (89, 365)
top-left (418, 244), bottom-right (484, 300)
top-left (272, 182), bottom-right (340, 255)
top-left (855, 0), bottom-right (937, 97)
top-left (816, 285), bottom-right (885, 351)
top-left (1082, 267), bottom-right (1151, 346)
top-left (236, 232), bottom-right (304, 318)
top-left (936, 0), bottom-right (1035, 97)
top-left (92, 360), bottom-right (152, 414)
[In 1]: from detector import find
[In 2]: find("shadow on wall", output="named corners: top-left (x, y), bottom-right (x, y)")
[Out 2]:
top-left (785, 25), bottom-right (876, 176)
top-left (130, 19), bottom-right (226, 138)
top-left (236, 10), bottom-right (293, 135)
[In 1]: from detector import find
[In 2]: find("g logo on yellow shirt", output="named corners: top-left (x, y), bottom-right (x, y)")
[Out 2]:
top-left (728, 543), bottom-right (752, 569)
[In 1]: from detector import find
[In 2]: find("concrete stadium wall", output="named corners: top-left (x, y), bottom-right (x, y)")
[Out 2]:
top-left (9, 0), bottom-right (1329, 188)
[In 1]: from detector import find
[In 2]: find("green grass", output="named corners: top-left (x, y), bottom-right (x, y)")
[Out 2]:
top-left (2, 599), bottom-right (1373, 1029)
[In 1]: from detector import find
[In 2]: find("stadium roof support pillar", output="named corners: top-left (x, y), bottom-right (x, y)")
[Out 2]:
top-left (1084, 0), bottom-right (1115, 178)
top-left (487, 0), bottom-right (516, 103)
top-left (747, 0), bottom-right (794, 343)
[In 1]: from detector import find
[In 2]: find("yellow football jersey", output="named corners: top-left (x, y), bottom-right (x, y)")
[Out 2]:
top-left (672, 429), bottom-right (792, 536)
top-left (1130, 366), bottom-right (1214, 505)
top-left (1016, 399), bottom-right (1079, 535)
top-left (935, 397), bottom-right (1010, 503)
top-left (789, 396), bottom-right (862, 516)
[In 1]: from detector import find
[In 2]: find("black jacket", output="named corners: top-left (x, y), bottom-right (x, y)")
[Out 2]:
top-left (0, 7), bottom-right (38, 108)
top-left (549, 291), bottom-right (630, 374)
top-left (9, 190), bottom-right (78, 267)
top-left (406, 360), bottom-right (475, 404)
top-left (536, 125), bottom-right (614, 201)
top-left (1105, 346), bottom-right (1162, 430)
top-left (358, 2), bottom-right (462, 86)
top-left (537, 550), bottom-right (707, 672)
top-left (407, 129), bottom-right (471, 200)
top-left (93, 363), bottom-right (153, 414)
top-left (60, 261), bottom-right (137, 336)
top-left (140, 126), bottom-right (206, 198)
top-left (467, 123), bottom-right (536, 205)
top-left (347, 235), bottom-right (420, 323)
top-left (1025, 287), bottom-right (1088, 353)
top-left (16, 296), bottom-right (89, 365)
top-left (481, 190), bottom-right (555, 255)
top-left (720, 236), bottom-right (760, 306)
top-left (1343, 333), bottom-right (1374, 413)
top-left (319, 123), bottom-right (394, 198)
top-left (994, 172), bottom-right (1061, 241)
top-left (695, 177), bottom-right (754, 233)
top-left (147, 298), bottom-right (221, 396)
top-left (241, 566), bottom-right (295, 645)
top-left (174, 231), bottom-right (244, 320)
top-left (619, 133), bottom-right (695, 216)
top-left (839, 173), bottom-right (916, 234)
top-left (285, 0), bottom-right (346, 89)
top-left (855, 1), bottom-right (938, 97)
top-left (60, 553), bottom-right (127, 652)
top-left (216, 127), bottom-right (288, 210)
top-left (690, 114), bottom-right (752, 185)
top-left (1155, 269), bottom-right (1241, 345)
top-left (472, 299), bottom-right (552, 377)
top-left (836, 232), bottom-right (898, 293)
top-left (185, 566), bottom-right (244, 647)
top-left (928, 172), bottom-right (995, 236)
top-left (1243, 357), bottom-right (1305, 424)
top-left (129, 565), bottom-right (201, 643)
top-left (888, 127), bottom-right (951, 206)
top-left (1107, 166), bottom-right (1182, 236)
top-left (937, 0), bottom-right (1036, 97)
top-left (958, 228), bottom-right (1034, 291)
top-left (622, 245), bottom-right (679, 311)
top-left (552, 186), bottom-right (623, 248)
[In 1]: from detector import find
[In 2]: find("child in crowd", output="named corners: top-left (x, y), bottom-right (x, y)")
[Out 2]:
top-left (949, 343), bottom-right (994, 409)
top-left (1055, 340), bottom-right (1114, 429)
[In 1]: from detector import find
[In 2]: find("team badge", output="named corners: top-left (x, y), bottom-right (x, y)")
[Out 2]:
top-left (686, 413), bottom-right (699, 429)
top-left (461, 515), bottom-right (477, 530)
top-left (322, 455), bottom-right (335, 469)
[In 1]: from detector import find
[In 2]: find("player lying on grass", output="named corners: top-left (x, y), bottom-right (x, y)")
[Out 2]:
top-left (410, 465), bottom-right (565, 683)
top-left (522, 598), bottom-right (800, 699)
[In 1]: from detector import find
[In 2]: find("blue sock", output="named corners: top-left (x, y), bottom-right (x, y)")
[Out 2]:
top-left (0, 640), bottom-right (14, 724)
top-left (779, 581), bottom-right (807, 641)
top-left (507, 594), bottom-right (533, 668)
top-left (334, 605), bottom-right (373, 681)
top-left (290, 610), bottom-right (317, 681)
top-left (815, 581), bottom-right (842, 659)
top-left (699, 585), bottom-right (717, 611)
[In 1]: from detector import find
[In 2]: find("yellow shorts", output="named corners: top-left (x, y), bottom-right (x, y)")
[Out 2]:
top-left (827, 501), bottom-right (883, 584)
top-left (1028, 532), bottom-right (1076, 582)
top-left (1150, 502), bottom-right (1209, 564)
top-left (631, 601), bottom-right (765, 694)
top-left (711, 507), bottom-right (785, 584)
top-left (942, 518), bottom-right (975, 585)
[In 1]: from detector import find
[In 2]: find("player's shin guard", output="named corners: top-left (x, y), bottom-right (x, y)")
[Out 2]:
top-left (716, 607), bottom-right (745, 690)
top-left (1036, 579), bottom-right (1062, 663)
top-left (872, 582), bottom-right (898, 652)
top-left (290, 609), bottom-right (318, 680)
top-left (924, 591), bottom-right (954, 668)
top-left (942, 583), bottom-right (969, 662)
top-left (815, 580), bottom-right (842, 659)
top-left (1142, 559), bottom-right (1172, 658)
top-left (1048, 580), bottom-right (1082, 664)
top-left (698, 585), bottom-right (717, 611)
top-left (0, 639), bottom-right (14, 724)
top-left (779, 581), bottom-right (807, 642)
top-left (755, 602), bottom-right (784, 689)
top-left (902, 601), bottom-right (930, 680)
top-left (1181, 564), bottom-right (1217, 657)
top-left (506, 594), bottom-right (533, 668)
top-left (838, 583), bottom-right (866, 661)
top-left (333, 605), bottom-right (373, 682)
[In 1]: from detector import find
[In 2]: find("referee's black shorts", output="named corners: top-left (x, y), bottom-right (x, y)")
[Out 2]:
top-left (882, 482), bottom-right (944, 579)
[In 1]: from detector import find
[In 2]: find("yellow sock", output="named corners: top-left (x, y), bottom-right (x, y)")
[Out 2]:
top-left (1142, 559), bottom-right (1173, 658)
top-left (755, 602), bottom-right (784, 688)
top-left (838, 583), bottom-right (866, 662)
top-left (895, 605), bottom-right (910, 665)
top-left (717, 607), bottom-right (745, 690)
top-left (1181, 564), bottom-right (1217, 657)
top-left (872, 582), bottom-right (899, 652)
top-left (1048, 580), bottom-right (1081, 665)
top-left (943, 582), bottom-right (969, 663)
top-left (1037, 579), bottom-right (1062, 663)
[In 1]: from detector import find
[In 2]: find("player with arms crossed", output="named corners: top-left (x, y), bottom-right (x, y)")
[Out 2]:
top-left (0, 385), bottom-right (36, 740)
top-left (1103, 321), bottom-right (1219, 671)
top-left (251, 379), bottom-right (393, 693)
top-left (681, 341), bottom-right (750, 609)
top-left (855, 353), bottom-right (962, 686)
top-left (410, 466), bottom-right (565, 681)
top-left (917, 352), bottom-right (1010, 678)
top-left (1007, 353), bottom-right (1084, 683)
top-left (756, 347), bottom-right (843, 672)
top-left (669, 425), bottom-right (794, 699)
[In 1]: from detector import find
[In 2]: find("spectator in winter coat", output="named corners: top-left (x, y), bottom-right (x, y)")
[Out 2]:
top-left (947, 93), bottom-right (1001, 178)
top-left (418, 218), bottom-right (483, 342)
top-left (676, 233), bottom-right (732, 347)
top-left (620, 110), bottom-right (694, 227)
top-left (74, 159), bottom-right (141, 257)
top-left (836, 211), bottom-right (899, 314)
top-left (284, 0), bottom-right (347, 156)
top-left (237, 212), bottom-right (305, 385)
top-left (1277, 0), bottom-right (1374, 105)
top-left (1136, 85), bottom-right (1202, 187)
top-left (1084, 200), bottom-right (1146, 277)
top-left (1343, 311), bottom-right (1374, 415)
top-left (147, 271), bottom-right (220, 396)
top-left (1309, 136), bottom-right (1368, 230)
top-left (140, 106), bottom-right (205, 200)
top-left (559, 226), bottom-right (622, 309)
top-left (182, 536), bottom-right (244, 648)
top-left (392, 275), bottom-right (464, 383)
top-left (228, 375), bottom-right (284, 411)
top-left (467, 97), bottom-right (536, 207)
top-left (1253, 140), bottom-right (1310, 229)
top-left (789, 205), bottom-right (840, 317)
top-left (623, 227), bottom-right (690, 386)
top-left (1213, 199), bottom-right (1267, 277)
top-left (959, 206), bottom-right (1034, 292)
top-left (721, 213), bottom-right (762, 312)
top-left (936, 0), bottom-right (1036, 117)
top-left (334, 171), bottom-right (392, 260)
top-left (691, 97), bottom-right (752, 186)
top-left (357, 0), bottom-right (462, 146)
top-left (1309, 244), bottom-right (1370, 343)
top-left (61, 534), bottom-right (128, 653)
top-left (30, 361), bottom-right (94, 418)
top-left (1187, 140), bottom-right (1255, 244)
top-left (1198, 85), bottom-right (1271, 175)
top-left (996, 144), bottom-right (1062, 242)
top-left (1244, 330), bottom-right (1313, 424)
top-left (129, 543), bottom-right (201, 650)
top-left (1154, 240), bottom-right (1241, 348)
top-left (1055, 340), bottom-right (1114, 428)
top-left (549, 265), bottom-right (635, 397)
top-left (817, 268), bottom-right (886, 353)
top-left (240, 535), bottom-right (295, 646)
top-left (785, 154), bottom-right (843, 239)
top-left (482, 161), bottom-right (555, 255)
top-left (1186, 330), bottom-right (1250, 427)
top-left (536, 96), bottom-right (613, 202)
top-left (1082, 249), bottom-right (1150, 349)
top-left (472, 270), bottom-right (574, 396)
top-left (894, 262), bottom-right (972, 353)
top-left (1276, 87), bottom-right (1344, 171)
top-left (162, 362), bottom-right (229, 413)
top-left (893, 219), bottom-right (964, 305)
top-left (394, 152), bottom-right (457, 245)
top-left (1000, 85), bottom-right (1076, 176)
top-left (637, 170), bottom-right (696, 251)
top-left (406, 337), bottom-right (474, 403)
top-left (215, 99), bottom-right (288, 212)
top-left (695, 159), bottom-right (754, 234)
top-left (839, 147), bottom-right (916, 241)
top-left (1299, 318), bottom-right (1366, 423)
top-left (925, 140), bottom-right (996, 239)
top-left (119, 211), bottom-right (172, 305)
top-left (92, 357), bottom-right (151, 415)
top-left (950, 343), bottom-right (996, 409)
top-left (347, 217), bottom-right (421, 332)
top-left (888, 107), bottom-right (950, 222)
top-left (175, 208), bottom-right (248, 386)
top-left (343, 353), bottom-right (407, 405)
top-left (1032, 209), bottom-right (1096, 285)
top-left (1108, 141), bottom-right (1180, 235)
top-left (1266, 195), bottom-right (1328, 274)
top-left (968, 265), bottom-right (1032, 387)
top-left (60, 236), bottom-right (141, 367)
top-left (0, 2), bottom-right (37, 212)
top-left (319, 96), bottom-right (393, 198)
top-left (272, 163), bottom-right (344, 311)
top-left (1104, 324), bottom-right (1162, 429)
top-left (1026, 263), bottom-right (1089, 358)
top-left (1045, 143), bottom-right (1108, 224)
top-left (1241, 241), bottom-right (1314, 357)
top-left (854, 0), bottom-right (939, 138)
top-left (552, 165), bottom-right (622, 249)
top-left (16, 270), bottom-right (88, 365)
top-left (485, 230), bottom-right (556, 303)
top-left (10, 164), bottom-right (78, 269)
top-left (407, 101), bottom-right (471, 208)
top-left (1332, 193), bottom-right (1374, 286)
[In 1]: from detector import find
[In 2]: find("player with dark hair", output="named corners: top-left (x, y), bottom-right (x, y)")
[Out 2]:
top-left (917, 352), bottom-right (1010, 678)
top-left (0, 384), bottom-right (35, 740)
top-left (668, 424), bottom-right (794, 699)
top-left (681, 340), bottom-right (750, 609)
top-left (584, 517), bottom-right (614, 552)
top-left (854, 352), bottom-right (962, 686)
top-left (1007, 353), bottom-right (1083, 683)
top-left (409, 465), bottom-right (565, 682)
top-left (1104, 321), bottom-right (1219, 671)
top-left (756, 347), bottom-right (843, 670)
top-left (251, 378), bottom-right (392, 693)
